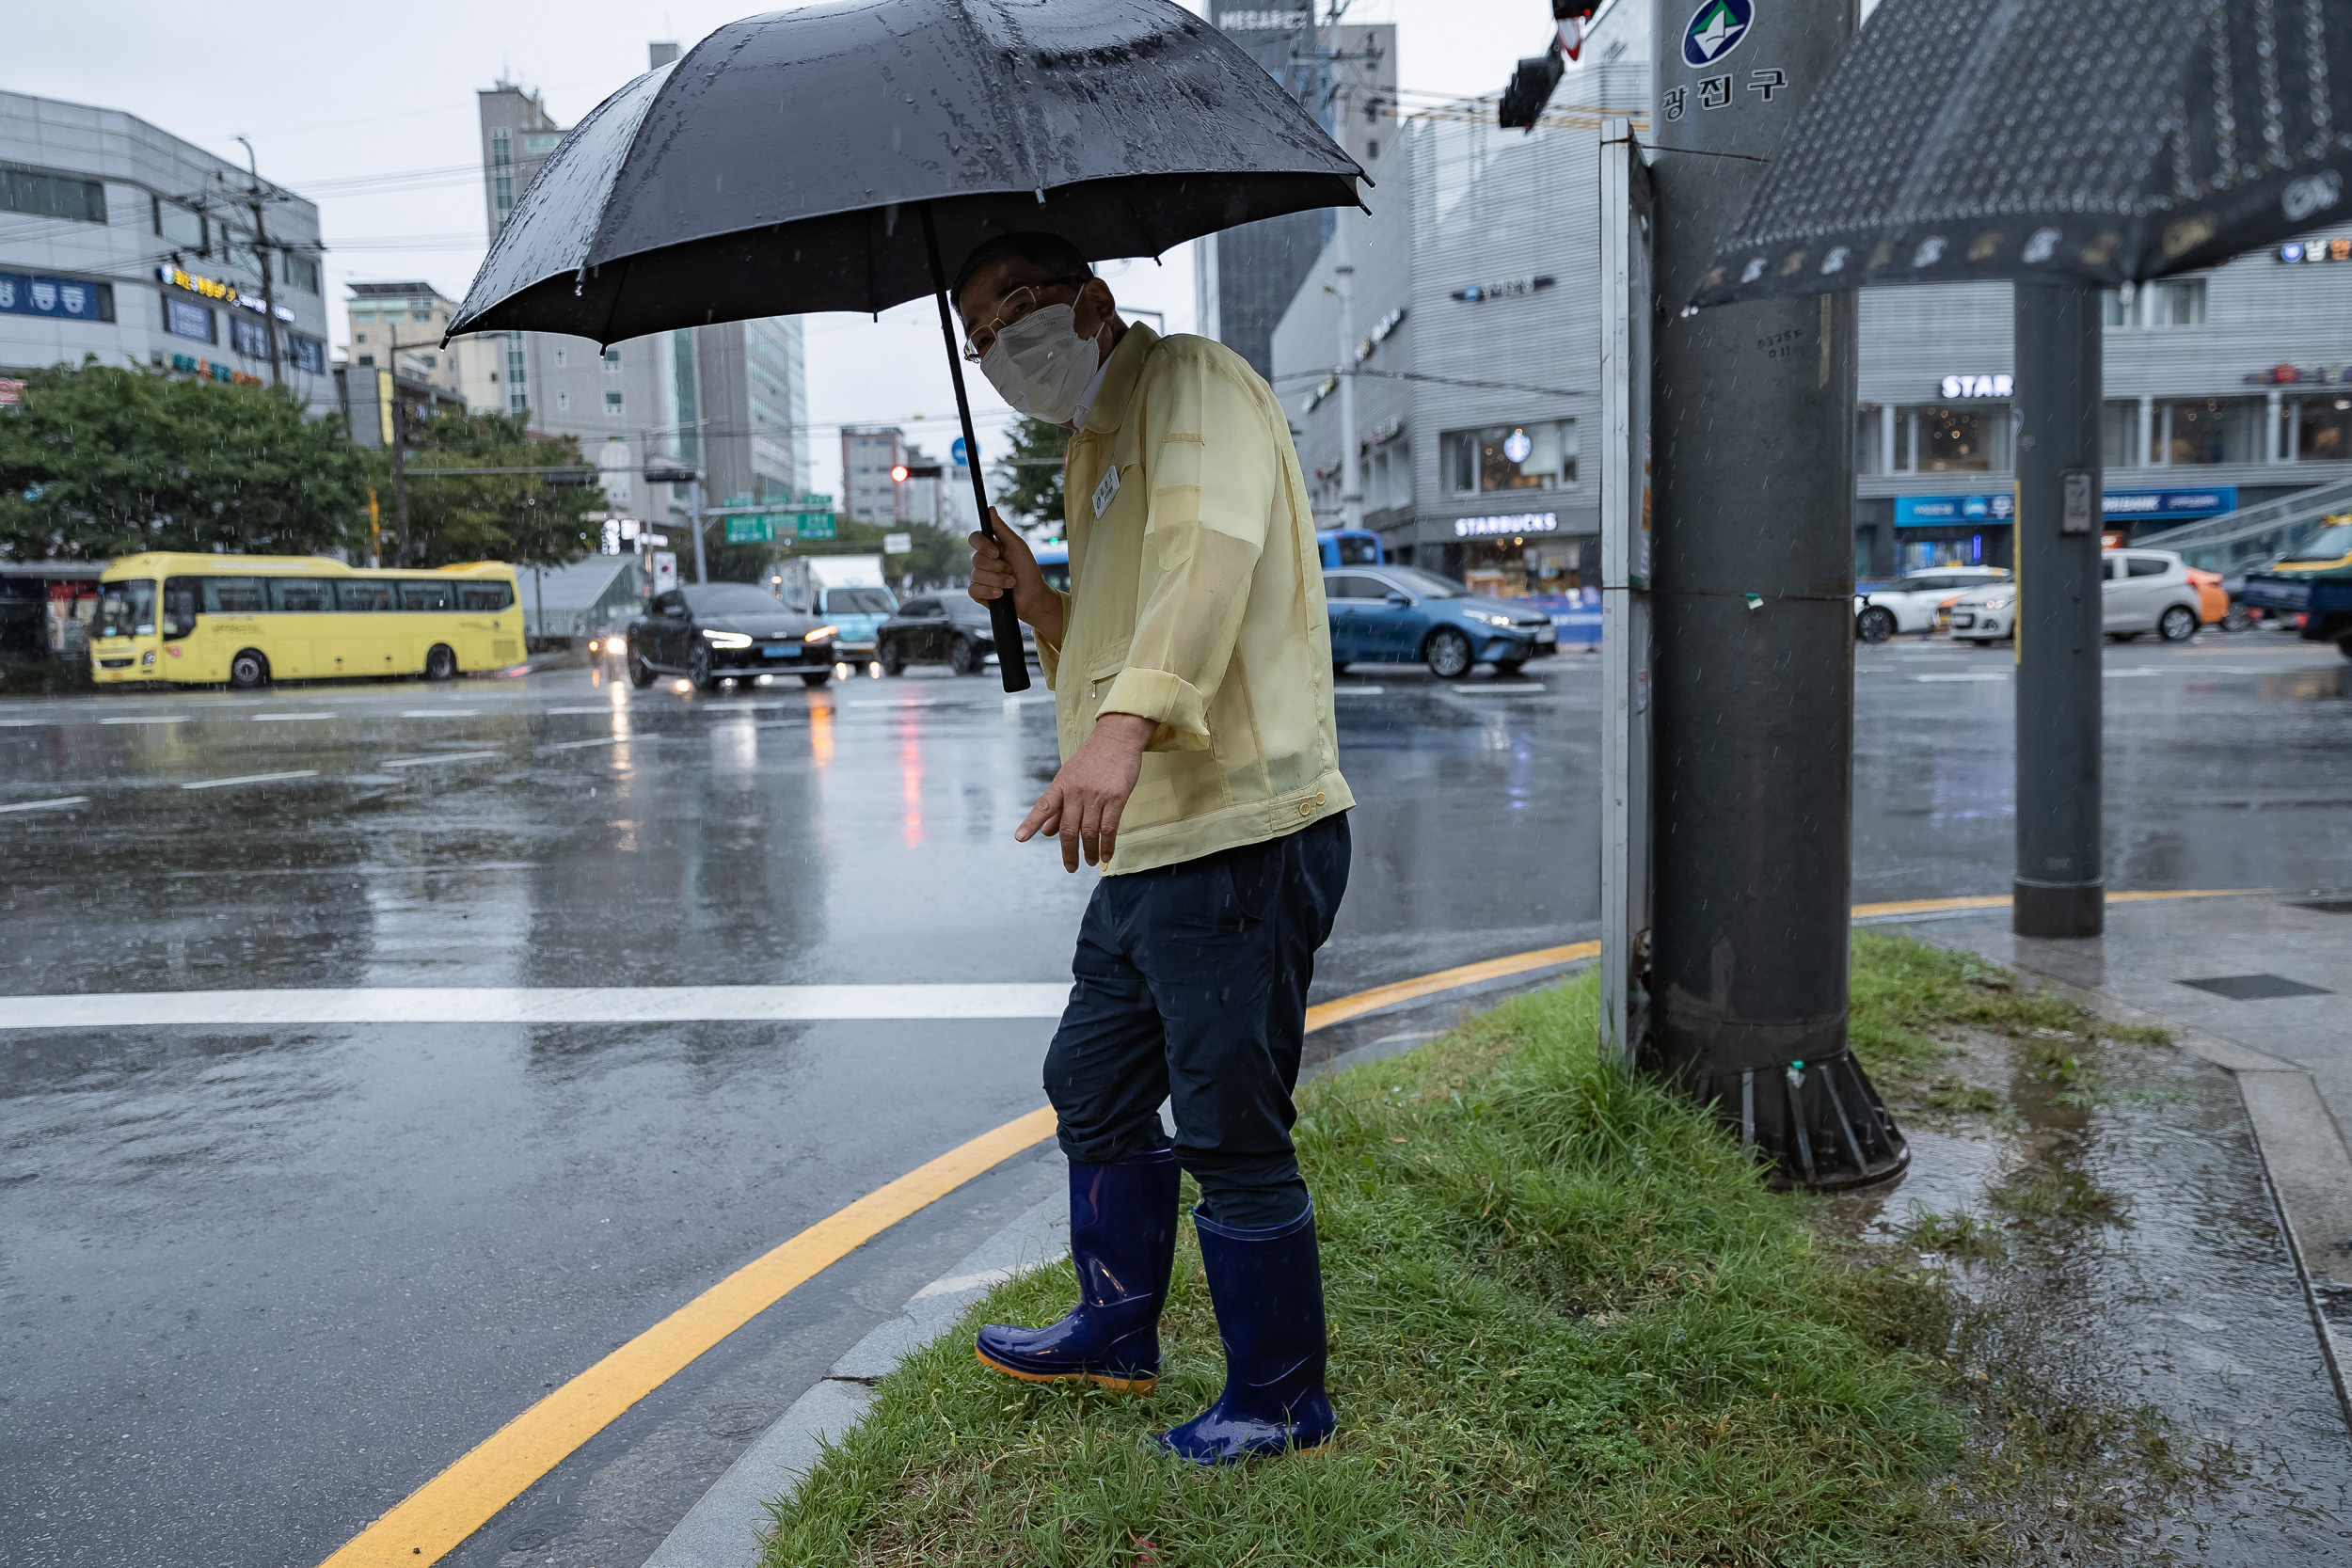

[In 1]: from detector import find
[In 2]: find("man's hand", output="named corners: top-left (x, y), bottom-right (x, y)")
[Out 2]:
top-left (968, 510), bottom-right (1065, 649)
top-left (1018, 711), bottom-right (1154, 871)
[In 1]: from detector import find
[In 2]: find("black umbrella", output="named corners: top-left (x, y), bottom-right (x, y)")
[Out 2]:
top-left (1688, 0), bottom-right (2352, 309)
top-left (446, 0), bottom-right (1361, 692)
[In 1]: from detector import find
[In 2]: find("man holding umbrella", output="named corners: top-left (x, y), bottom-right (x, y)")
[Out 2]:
top-left (960, 231), bottom-right (1353, 1465)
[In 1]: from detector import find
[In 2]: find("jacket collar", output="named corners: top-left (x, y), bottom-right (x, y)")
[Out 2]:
top-left (1079, 322), bottom-right (1159, 437)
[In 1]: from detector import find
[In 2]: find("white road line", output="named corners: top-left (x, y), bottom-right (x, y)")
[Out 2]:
top-left (181, 769), bottom-right (320, 791)
top-left (2105, 668), bottom-right (2163, 678)
top-left (1335, 686), bottom-right (1387, 695)
top-left (542, 736), bottom-right (626, 751)
top-left (0, 983), bottom-right (1073, 1029)
top-left (1913, 673), bottom-right (2010, 682)
top-left (402, 708), bottom-right (480, 717)
top-left (0, 796), bottom-right (87, 815)
top-left (844, 698), bottom-right (942, 708)
top-left (1451, 684), bottom-right (1547, 694)
top-left (548, 705), bottom-right (631, 715)
top-left (253, 712), bottom-right (338, 721)
top-left (101, 715), bottom-right (190, 725)
top-left (0, 719), bottom-right (50, 727)
top-left (382, 751), bottom-right (504, 768)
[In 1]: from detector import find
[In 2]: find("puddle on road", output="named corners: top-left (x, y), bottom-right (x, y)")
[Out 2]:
top-left (2257, 665), bottom-right (2346, 703)
top-left (1830, 1022), bottom-right (2352, 1562)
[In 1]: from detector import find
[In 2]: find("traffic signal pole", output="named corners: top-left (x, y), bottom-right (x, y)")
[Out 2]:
top-left (2010, 282), bottom-right (2105, 938)
top-left (1645, 0), bottom-right (1905, 1186)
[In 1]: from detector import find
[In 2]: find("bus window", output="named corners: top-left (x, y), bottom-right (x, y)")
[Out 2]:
top-left (268, 578), bottom-right (335, 613)
top-left (93, 580), bottom-right (154, 640)
top-left (339, 580), bottom-right (395, 613)
top-left (1336, 534), bottom-right (1380, 566)
top-left (162, 578), bottom-right (199, 640)
top-left (204, 578), bottom-right (265, 613)
top-left (457, 582), bottom-right (516, 611)
top-left (400, 580), bottom-right (453, 612)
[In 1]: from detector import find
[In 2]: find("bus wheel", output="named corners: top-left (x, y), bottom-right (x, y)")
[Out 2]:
top-left (229, 649), bottom-right (270, 689)
top-left (424, 644), bottom-right (458, 680)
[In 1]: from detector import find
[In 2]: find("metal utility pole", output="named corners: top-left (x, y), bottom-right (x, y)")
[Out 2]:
top-left (232, 136), bottom-right (282, 388)
top-left (2011, 281), bottom-right (2104, 938)
top-left (379, 369), bottom-right (412, 565)
top-left (1333, 208), bottom-right (1362, 531)
top-left (1645, 0), bottom-right (1903, 1186)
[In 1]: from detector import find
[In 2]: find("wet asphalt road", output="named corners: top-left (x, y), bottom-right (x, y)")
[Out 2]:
top-left (4, 629), bottom-right (2349, 1567)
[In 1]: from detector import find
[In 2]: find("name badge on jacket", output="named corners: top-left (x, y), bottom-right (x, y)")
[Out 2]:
top-left (1092, 465), bottom-right (1120, 519)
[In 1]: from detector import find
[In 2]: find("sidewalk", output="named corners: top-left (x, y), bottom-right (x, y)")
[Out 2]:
top-left (1906, 892), bottom-right (2352, 1409)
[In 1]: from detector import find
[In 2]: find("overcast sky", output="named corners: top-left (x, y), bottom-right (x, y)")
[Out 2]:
top-left (6, 0), bottom-right (1652, 499)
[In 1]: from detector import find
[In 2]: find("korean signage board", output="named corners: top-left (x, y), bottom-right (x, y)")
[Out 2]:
top-left (0, 271), bottom-right (114, 323)
top-left (165, 298), bottom-right (215, 343)
top-left (1896, 488), bottom-right (2235, 528)
top-left (154, 264), bottom-right (294, 323)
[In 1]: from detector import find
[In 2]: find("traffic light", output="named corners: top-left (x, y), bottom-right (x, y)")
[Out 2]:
top-left (890, 463), bottom-right (911, 483)
top-left (1500, 3), bottom-right (1601, 132)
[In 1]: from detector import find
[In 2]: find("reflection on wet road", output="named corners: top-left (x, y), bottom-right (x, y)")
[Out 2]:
top-left (3, 632), bottom-right (2348, 1567)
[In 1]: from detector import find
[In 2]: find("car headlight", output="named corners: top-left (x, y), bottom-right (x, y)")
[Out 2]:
top-left (804, 625), bottom-right (838, 642)
top-left (702, 629), bottom-right (753, 649)
top-left (1470, 610), bottom-right (1517, 627)
top-left (1979, 594), bottom-right (2014, 611)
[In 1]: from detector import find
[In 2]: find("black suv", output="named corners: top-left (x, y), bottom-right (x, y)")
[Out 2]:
top-left (877, 594), bottom-right (1026, 676)
top-left (628, 582), bottom-right (838, 689)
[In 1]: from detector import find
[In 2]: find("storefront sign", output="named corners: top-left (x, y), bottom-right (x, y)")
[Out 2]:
top-left (167, 353), bottom-right (262, 388)
top-left (1896, 488), bottom-right (2236, 528)
top-left (2277, 239), bottom-right (2352, 262)
top-left (1939, 373), bottom-right (2012, 399)
top-left (1451, 277), bottom-right (1555, 303)
top-left (1455, 512), bottom-right (1559, 537)
top-left (0, 271), bottom-right (110, 321)
top-left (2242, 361), bottom-right (2352, 385)
top-left (154, 264), bottom-right (294, 323)
top-left (2102, 487), bottom-right (2236, 520)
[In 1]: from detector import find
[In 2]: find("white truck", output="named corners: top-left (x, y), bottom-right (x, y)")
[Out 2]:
top-left (775, 555), bottom-right (895, 657)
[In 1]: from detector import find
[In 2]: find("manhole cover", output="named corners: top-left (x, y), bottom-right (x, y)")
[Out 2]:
top-left (2176, 974), bottom-right (2335, 1001)
top-left (505, 1526), bottom-right (553, 1552)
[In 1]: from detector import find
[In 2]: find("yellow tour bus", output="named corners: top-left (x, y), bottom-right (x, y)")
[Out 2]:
top-left (90, 553), bottom-right (524, 689)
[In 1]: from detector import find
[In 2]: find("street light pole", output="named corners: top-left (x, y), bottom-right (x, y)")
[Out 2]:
top-left (1334, 210), bottom-right (1362, 532)
top-left (1645, 0), bottom-right (1903, 1187)
top-left (2011, 281), bottom-right (2105, 938)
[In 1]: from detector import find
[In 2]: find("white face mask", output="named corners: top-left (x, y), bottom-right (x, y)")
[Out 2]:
top-left (977, 303), bottom-right (1102, 424)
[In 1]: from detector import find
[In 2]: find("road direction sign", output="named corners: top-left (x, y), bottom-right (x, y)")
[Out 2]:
top-left (882, 531), bottom-right (913, 553)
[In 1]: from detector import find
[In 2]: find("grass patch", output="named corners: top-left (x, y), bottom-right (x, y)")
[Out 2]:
top-left (1847, 930), bottom-right (2167, 1116)
top-left (767, 971), bottom-right (2002, 1566)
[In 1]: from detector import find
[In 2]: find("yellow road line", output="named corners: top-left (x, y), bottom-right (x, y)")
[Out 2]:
top-left (318, 1105), bottom-right (1058, 1568)
top-left (1304, 942), bottom-right (1603, 1032)
top-left (318, 882), bottom-right (2266, 1565)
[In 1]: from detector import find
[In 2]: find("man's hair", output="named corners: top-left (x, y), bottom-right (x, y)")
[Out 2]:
top-left (950, 231), bottom-right (1094, 305)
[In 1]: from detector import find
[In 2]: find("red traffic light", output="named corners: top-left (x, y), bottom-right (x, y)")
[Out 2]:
top-left (890, 463), bottom-right (911, 483)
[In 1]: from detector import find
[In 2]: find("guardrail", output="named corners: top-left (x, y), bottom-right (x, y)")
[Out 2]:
top-left (2136, 475), bottom-right (2352, 572)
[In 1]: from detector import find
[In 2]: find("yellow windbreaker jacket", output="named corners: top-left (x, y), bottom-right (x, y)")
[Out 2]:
top-left (1037, 325), bottom-right (1354, 875)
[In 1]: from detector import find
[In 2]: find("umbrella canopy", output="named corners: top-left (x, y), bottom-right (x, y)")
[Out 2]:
top-left (446, 0), bottom-right (1360, 345)
top-left (1689, 0), bottom-right (2352, 309)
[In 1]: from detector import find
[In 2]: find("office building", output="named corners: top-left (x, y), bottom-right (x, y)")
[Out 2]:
top-left (0, 89), bottom-right (331, 413)
top-left (1194, 7), bottom-right (1394, 380)
top-left (842, 426), bottom-right (908, 526)
top-left (1272, 6), bottom-right (2352, 592)
top-left (471, 55), bottom-right (809, 535)
top-left (344, 281), bottom-right (501, 410)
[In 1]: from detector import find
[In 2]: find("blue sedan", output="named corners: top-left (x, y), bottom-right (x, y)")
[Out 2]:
top-left (1324, 565), bottom-right (1556, 679)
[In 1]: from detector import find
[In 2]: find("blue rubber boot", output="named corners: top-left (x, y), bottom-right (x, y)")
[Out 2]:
top-left (976, 1149), bottom-right (1178, 1394)
top-left (1156, 1202), bottom-right (1337, 1464)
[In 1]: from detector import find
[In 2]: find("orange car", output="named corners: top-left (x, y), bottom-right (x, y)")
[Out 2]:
top-left (2185, 566), bottom-right (2230, 625)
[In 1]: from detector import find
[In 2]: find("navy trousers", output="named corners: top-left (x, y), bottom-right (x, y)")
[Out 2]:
top-left (1043, 814), bottom-right (1351, 1229)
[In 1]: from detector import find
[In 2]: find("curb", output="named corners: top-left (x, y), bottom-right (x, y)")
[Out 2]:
top-left (639, 1153), bottom-right (1071, 1568)
top-left (1915, 927), bottom-right (2352, 1431)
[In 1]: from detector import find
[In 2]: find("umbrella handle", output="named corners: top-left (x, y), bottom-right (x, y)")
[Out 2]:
top-left (922, 204), bottom-right (1032, 695)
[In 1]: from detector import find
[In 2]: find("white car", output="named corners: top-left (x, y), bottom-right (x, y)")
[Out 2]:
top-left (1948, 548), bottom-right (2204, 644)
top-left (1855, 566), bottom-right (2011, 642)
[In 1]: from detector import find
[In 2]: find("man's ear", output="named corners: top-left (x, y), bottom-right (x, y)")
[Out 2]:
top-left (1078, 276), bottom-right (1118, 337)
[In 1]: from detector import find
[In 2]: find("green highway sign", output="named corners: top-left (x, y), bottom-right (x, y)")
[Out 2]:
top-left (724, 517), bottom-right (773, 543)
top-left (795, 512), bottom-right (836, 539)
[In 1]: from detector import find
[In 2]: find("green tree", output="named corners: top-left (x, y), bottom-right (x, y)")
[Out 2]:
top-left (0, 361), bottom-right (369, 561)
top-left (993, 416), bottom-right (1070, 531)
top-left (386, 410), bottom-right (605, 569)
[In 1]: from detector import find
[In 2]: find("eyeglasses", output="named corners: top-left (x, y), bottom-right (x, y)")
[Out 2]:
top-left (961, 277), bottom-right (1087, 361)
